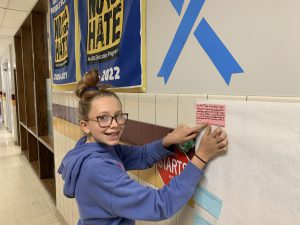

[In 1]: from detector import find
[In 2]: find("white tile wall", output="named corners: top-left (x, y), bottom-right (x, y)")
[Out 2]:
top-left (124, 93), bottom-right (139, 120)
top-left (178, 94), bottom-right (207, 126)
top-left (208, 94), bottom-right (247, 101)
top-left (54, 92), bottom-right (300, 225)
top-left (247, 96), bottom-right (300, 103)
top-left (156, 94), bottom-right (178, 128)
top-left (138, 93), bottom-right (156, 124)
top-left (116, 92), bottom-right (125, 112)
top-left (52, 91), bottom-right (57, 104)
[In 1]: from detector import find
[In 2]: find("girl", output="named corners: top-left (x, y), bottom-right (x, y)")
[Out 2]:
top-left (58, 69), bottom-right (228, 225)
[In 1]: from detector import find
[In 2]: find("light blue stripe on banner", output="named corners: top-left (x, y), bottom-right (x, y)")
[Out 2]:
top-left (194, 18), bottom-right (244, 85)
top-left (158, 0), bottom-right (205, 83)
top-left (193, 215), bottom-right (213, 225)
top-left (170, 0), bottom-right (185, 15)
top-left (193, 186), bottom-right (222, 219)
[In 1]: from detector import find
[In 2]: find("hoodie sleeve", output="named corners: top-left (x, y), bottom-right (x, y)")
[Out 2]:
top-left (83, 157), bottom-right (204, 221)
top-left (116, 140), bottom-right (173, 170)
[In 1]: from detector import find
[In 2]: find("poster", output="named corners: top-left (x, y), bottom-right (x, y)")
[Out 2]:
top-left (50, 0), bottom-right (77, 88)
top-left (79, 0), bottom-right (146, 91)
top-left (50, 0), bottom-right (146, 92)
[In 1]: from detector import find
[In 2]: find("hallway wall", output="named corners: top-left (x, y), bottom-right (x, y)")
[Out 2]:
top-left (0, 43), bottom-right (18, 143)
top-left (52, 89), bottom-right (300, 225)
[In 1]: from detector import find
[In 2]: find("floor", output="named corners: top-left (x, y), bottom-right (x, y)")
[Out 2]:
top-left (0, 124), bottom-right (62, 225)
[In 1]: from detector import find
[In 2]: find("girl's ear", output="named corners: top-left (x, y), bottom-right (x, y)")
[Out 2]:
top-left (80, 120), bottom-right (91, 134)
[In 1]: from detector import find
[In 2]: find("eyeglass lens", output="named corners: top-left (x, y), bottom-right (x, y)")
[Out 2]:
top-left (96, 113), bottom-right (128, 127)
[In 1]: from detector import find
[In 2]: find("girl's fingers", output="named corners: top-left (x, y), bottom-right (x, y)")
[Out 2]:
top-left (187, 124), bottom-right (206, 136)
top-left (216, 131), bottom-right (227, 143)
top-left (204, 125), bottom-right (212, 136)
top-left (211, 127), bottom-right (222, 138)
top-left (217, 138), bottom-right (228, 149)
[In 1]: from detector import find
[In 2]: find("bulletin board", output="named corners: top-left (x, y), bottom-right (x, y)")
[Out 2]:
top-left (192, 100), bottom-right (300, 225)
top-left (146, 0), bottom-right (300, 96)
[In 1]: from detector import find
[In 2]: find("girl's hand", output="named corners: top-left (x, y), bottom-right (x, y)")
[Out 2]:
top-left (162, 124), bottom-right (207, 148)
top-left (192, 125), bottom-right (228, 169)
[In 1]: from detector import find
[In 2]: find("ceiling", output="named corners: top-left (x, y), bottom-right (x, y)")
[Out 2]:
top-left (0, 0), bottom-right (38, 60)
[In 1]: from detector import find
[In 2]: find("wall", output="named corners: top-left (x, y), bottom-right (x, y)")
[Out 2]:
top-left (147, 0), bottom-right (300, 96)
top-left (53, 90), bottom-right (300, 225)
top-left (0, 43), bottom-right (18, 142)
top-left (53, 1), bottom-right (300, 225)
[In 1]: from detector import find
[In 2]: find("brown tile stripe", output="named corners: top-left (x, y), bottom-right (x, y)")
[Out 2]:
top-left (53, 117), bottom-right (82, 141)
top-left (52, 104), bottom-right (79, 125)
top-left (52, 104), bottom-right (174, 145)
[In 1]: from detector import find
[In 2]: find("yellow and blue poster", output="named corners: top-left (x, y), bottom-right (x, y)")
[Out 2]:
top-left (50, 0), bottom-right (77, 89)
top-left (79, 0), bottom-right (146, 92)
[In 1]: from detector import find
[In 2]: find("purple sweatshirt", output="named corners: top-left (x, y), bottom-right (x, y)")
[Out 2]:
top-left (58, 136), bottom-right (204, 225)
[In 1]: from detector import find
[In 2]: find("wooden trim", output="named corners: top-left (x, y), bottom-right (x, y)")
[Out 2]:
top-left (31, 11), bottom-right (49, 136)
top-left (21, 26), bottom-right (35, 127)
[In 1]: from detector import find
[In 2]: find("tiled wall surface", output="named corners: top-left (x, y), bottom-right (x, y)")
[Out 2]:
top-left (52, 90), bottom-right (300, 225)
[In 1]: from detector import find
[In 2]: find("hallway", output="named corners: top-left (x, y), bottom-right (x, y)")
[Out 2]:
top-left (0, 125), bottom-right (62, 225)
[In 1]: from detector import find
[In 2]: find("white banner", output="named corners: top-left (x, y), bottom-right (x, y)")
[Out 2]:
top-left (194, 100), bottom-right (300, 225)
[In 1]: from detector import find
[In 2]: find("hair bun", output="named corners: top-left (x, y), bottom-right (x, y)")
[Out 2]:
top-left (75, 69), bottom-right (100, 98)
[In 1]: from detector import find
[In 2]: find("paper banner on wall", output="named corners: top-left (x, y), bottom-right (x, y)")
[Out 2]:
top-left (78, 0), bottom-right (146, 92)
top-left (193, 100), bottom-right (300, 225)
top-left (50, 0), bottom-right (78, 89)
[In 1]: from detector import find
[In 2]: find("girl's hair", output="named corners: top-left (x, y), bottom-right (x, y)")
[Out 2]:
top-left (75, 68), bottom-right (121, 121)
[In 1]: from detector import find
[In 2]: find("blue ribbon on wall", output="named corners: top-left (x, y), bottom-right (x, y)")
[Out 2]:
top-left (194, 18), bottom-right (244, 85)
top-left (159, 0), bottom-right (244, 85)
top-left (158, 0), bottom-right (205, 84)
top-left (170, 0), bottom-right (185, 15)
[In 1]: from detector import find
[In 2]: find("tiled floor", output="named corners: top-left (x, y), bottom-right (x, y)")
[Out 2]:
top-left (0, 124), bottom-right (62, 225)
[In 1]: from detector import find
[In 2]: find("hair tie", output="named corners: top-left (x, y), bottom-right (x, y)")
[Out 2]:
top-left (85, 86), bottom-right (99, 92)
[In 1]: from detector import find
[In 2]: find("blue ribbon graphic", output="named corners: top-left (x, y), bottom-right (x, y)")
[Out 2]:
top-left (194, 18), bottom-right (244, 85)
top-left (170, 0), bottom-right (185, 15)
top-left (158, 0), bottom-right (205, 83)
top-left (158, 0), bottom-right (244, 85)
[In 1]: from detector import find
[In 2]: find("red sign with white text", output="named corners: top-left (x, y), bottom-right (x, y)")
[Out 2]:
top-left (157, 146), bottom-right (192, 185)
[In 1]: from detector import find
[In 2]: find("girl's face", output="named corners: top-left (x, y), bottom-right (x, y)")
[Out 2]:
top-left (80, 96), bottom-right (125, 146)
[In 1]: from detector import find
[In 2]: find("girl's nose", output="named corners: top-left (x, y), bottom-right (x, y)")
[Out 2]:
top-left (110, 117), bottom-right (119, 128)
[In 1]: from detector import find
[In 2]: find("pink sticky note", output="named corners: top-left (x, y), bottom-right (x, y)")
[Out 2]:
top-left (196, 103), bottom-right (226, 127)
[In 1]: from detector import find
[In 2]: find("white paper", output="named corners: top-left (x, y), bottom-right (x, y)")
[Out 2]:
top-left (194, 100), bottom-right (300, 225)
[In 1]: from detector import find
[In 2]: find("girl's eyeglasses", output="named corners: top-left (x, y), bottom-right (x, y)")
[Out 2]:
top-left (87, 113), bottom-right (128, 128)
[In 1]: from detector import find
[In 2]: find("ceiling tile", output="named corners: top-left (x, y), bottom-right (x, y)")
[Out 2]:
top-left (8, 0), bottom-right (38, 11)
top-left (0, 0), bottom-right (9, 8)
top-left (2, 8), bottom-right (27, 28)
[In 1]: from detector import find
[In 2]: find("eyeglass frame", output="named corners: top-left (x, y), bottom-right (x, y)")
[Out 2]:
top-left (86, 113), bottom-right (129, 128)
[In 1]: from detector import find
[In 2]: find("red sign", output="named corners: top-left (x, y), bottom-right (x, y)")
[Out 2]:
top-left (157, 146), bottom-right (192, 185)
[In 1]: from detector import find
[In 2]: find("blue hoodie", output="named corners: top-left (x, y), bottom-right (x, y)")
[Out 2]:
top-left (58, 136), bottom-right (204, 225)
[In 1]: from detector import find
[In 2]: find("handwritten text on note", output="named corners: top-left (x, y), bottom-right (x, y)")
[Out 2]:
top-left (196, 103), bottom-right (226, 127)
